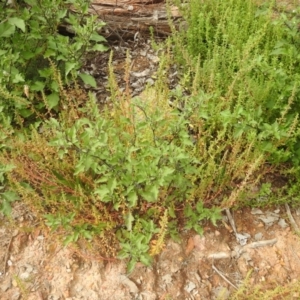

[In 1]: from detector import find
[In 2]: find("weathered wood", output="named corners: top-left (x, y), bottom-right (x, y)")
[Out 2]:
top-left (69, 0), bottom-right (182, 39)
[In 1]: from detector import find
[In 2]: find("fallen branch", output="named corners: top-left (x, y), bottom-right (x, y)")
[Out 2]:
top-left (212, 264), bottom-right (238, 290)
top-left (285, 203), bottom-right (300, 233)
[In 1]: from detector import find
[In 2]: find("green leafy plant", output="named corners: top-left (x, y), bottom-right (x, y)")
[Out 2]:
top-left (184, 202), bottom-right (221, 235)
top-left (170, 0), bottom-right (300, 206)
top-left (0, 0), bottom-right (107, 122)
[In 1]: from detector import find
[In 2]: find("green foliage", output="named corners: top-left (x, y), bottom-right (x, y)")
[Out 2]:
top-left (184, 202), bottom-right (221, 235)
top-left (117, 218), bottom-right (159, 273)
top-left (170, 0), bottom-right (300, 205)
top-left (0, 163), bottom-right (19, 216)
top-left (3, 0), bottom-right (300, 274)
top-left (0, 0), bottom-right (107, 123)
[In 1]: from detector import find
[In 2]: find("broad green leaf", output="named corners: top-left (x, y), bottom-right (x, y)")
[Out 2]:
top-left (92, 44), bottom-right (109, 52)
top-left (0, 200), bottom-right (12, 216)
top-left (127, 190), bottom-right (138, 207)
top-left (94, 185), bottom-right (110, 199)
top-left (78, 73), bottom-right (97, 88)
top-left (46, 93), bottom-right (59, 109)
top-left (12, 73), bottom-right (25, 83)
top-left (1, 191), bottom-right (19, 202)
top-left (0, 22), bottom-right (15, 37)
top-left (82, 230), bottom-right (93, 240)
top-left (161, 167), bottom-right (174, 178)
top-left (108, 178), bottom-right (117, 193)
top-left (90, 32), bottom-right (107, 42)
top-left (140, 185), bottom-right (159, 202)
top-left (18, 108), bottom-right (34, 118)
top-left (8, 17), bottom-right (26, 32)
top-left (65, 62), bottom-right (77, 76)
top-left (31, 81), bottom-right (45, 91)
top-left (168, 206), bottom-right (176, 218)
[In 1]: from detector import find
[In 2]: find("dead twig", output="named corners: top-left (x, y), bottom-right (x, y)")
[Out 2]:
top-left (285, 203), bottom-right (300, 233)
top-left (2, 234), bottom-right (14, 275)
top-left (243, 238), bottom-right (277, 250)
top-left (212, 264), bottom-right (238, 290)
top-left (225, 208), bottom-right (237, 234)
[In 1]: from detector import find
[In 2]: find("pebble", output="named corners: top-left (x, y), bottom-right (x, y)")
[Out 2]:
top-left (119, 275), bottom-right (139, 294)
top-left (0, 277), bottom-right (12, 292)
top-left (278, 218), bottom-right (288, 229)
top-left (254, 232), bottom-right (263, 241)
top-left (184, 281), bottom-right (196, 293)
top-left (251, 208), bottom-right (263, 215)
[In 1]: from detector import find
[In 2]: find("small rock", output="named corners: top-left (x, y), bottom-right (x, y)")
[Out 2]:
top-left (254, 232), bottom-right (263, 241)
top-left (215, 230), bottom-right (221, 236)
top-left (193, 235), bottom-right (206, 252)
top-left (258, 213), bottom-right (279, 226)
top-left (212, 286), bottom-right (230, 300)
top-left (12, 279), bottom-right (18, 287)
top-left (20, 272), bottom-right (30, 280)
top-left (185, 237), bottom-right (195, 255)
top-left (12, 229), bottom-right (19, 237)
top-left (236, 232), bottom-right (250, 246)
top-left (251, 208), bottom-right (263, 215)
top-left (278, 218), bottom-right (288, 229)
top-left (0, 277), bottom-right (12, 292)
top-left (162, 274), bottom-right (173, 285)
top-left (25, 263), bottom-right (34, 273)
top-left (184, 281), bottom-right (196, 293)
top-left (12, 291), bottom-right (21, 300)
top-left (119, 275), bottom-right (139, 294)
top-left (139, 291), bottom-right (156, 300)
top-left (37, 235), bottom-right (44, 241)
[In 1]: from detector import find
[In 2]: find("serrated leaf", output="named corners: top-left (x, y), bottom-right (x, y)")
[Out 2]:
top-left (193, 224), bottom-right (204, 235)
top-left (94, 185), bottom-right (110, 199)
top-left (108, 178), bottom-right (117, 193)
top-left (117, 249), bottom-right (130, 259)
top-left (31, 81), bottom-right (45, 91)
top-left (63, 235), bottom-right (74, 246)
top-left (8, 17), bottom-right (26, 32)
top-left (127, 190), bottom-right (138, 207)
top-left (140, 185), bottom-right (159, 202)
top-left (127, 258), bottom-right (137, 274)
top-left (140, 254), bottom-right (152, 266)
top-left (161, 167), bottom-right (174, 177)
top-left (65, 62), bottom-right (77, 76)
top-left (78, 73), bottom-right (97, 88)
top-left (1, 191), bottom-right (19, 202)
top-left (125, 212), bottom-right (134, 231)
top-left (0, 200), bottom-right (12, 216)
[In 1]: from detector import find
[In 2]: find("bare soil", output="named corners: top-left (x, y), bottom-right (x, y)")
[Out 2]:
top-left (1, 203), bottom-right (300, 300)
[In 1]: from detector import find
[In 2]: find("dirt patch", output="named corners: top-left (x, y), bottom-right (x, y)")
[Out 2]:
top-left (1, 204), bottom-right (300, 299)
